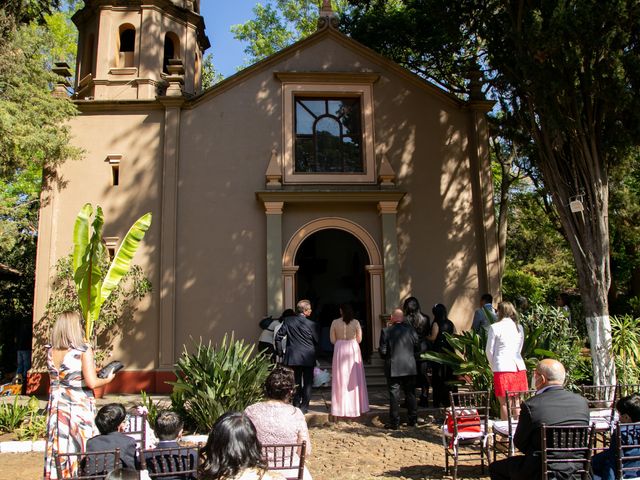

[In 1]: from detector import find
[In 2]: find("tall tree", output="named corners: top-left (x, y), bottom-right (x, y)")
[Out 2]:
top-left (346, 0), bottom-right (640, 385)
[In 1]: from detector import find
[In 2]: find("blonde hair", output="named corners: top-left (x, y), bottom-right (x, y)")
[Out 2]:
top-left (498, 301), bottom-right (518, 323)
top-left (50, 311), bottom-right (86, 349)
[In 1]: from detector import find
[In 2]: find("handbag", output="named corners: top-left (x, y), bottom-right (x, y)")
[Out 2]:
top-left (445, 407), bottom-right (481, 433)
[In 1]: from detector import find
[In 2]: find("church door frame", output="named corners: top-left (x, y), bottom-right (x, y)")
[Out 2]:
top-left (282, 217), bottom-right (385, 350)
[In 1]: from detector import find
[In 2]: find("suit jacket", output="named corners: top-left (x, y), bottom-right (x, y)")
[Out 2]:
top-left (85, 431), bottom-right (137, 474)
top-left (471, 304), bottom-right (496, 332)
top-left (275, 313), bottom-right (318, 367)
top-left (379, 321), bottom-right (419, 378)
top-left (513, 386), bottom-right (590, 480)
top-left (144, 440), bottom-right (198, 480)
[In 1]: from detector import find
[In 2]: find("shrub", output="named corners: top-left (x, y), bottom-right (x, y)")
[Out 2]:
top-left (610, 314), bottom-right (640, 385)
top-left (0, 396), bottom-right (35, 434)
top-left (16, 397), bottom-right (46, 440)
top-left (170, 334), bottom-right (271, 433)
top-left (139, 391), bottom-right (169, 427)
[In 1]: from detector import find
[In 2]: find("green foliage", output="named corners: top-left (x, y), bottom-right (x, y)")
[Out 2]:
top-left (139, 391), bottom-right (169, 428)
top-left (0, 396), bottom-right (30, 433)
top-left (15, 396), bottom-right (46, 440)
top-left (170, 334), bottom-right (271, 433)
top-left (43, 255), bottom-right (152, 366)
top-left (231, 0), bottom-right (350, 66)
top-left (201, 53), bottom-right (223, 89)
top-left (71, 203), bottom-right (152, 340)
top-left (610, 315), bottom-right (640, 385)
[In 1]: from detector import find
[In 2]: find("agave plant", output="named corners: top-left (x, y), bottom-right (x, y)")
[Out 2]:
top-left (170, 334), bottom-right (271, 433)
top-left (72, 203), bottom-right (151, 340)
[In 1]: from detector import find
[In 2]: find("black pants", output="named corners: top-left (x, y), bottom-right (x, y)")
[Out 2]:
top-left (388, 375), bottom-right (417, 426)
top-left (292, 365), bottom-right (314, 413)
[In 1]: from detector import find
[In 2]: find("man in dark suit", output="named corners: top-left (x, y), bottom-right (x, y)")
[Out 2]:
top-left (489, 359), bottom-right (590, 480)
top-left (275, 299), bottom-right (318, 413)
top-left (86, 403), bottom-right (137, 475)
top-left (144, 411), bottom-right (197, 480)
top-left (379, 308), bottom-right (420, 429)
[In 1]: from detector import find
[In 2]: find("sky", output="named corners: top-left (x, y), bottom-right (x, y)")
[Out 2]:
top-left (200, 1), bottom-right (261, 78)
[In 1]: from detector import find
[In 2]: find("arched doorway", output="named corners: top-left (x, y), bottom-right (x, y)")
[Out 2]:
top-left (295, 229), bottom-right (372, 359)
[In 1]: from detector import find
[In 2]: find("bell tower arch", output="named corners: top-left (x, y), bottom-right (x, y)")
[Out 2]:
top-left (72, 0), bottom-right (210, 100)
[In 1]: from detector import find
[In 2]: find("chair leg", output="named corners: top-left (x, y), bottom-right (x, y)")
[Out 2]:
top-left (453, 446), bottom-right (459, 480)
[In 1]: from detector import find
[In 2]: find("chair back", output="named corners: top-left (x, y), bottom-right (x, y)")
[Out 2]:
top-left (123, 411), bottom-right (148, 449)
top-left (261, 441), bottom-right (307, 480)
top-left (615, 421), bottom-right (640, 480)
top-left (580, 384), bottom-right (617, 411)
top-left (505, 390), bottom-right (536, 453)
top-left (540, 424), bottom-right (595, 480)
top-left (54, 448), bottom-right (121, 480)
top-left (448, 390), bottom-right (490, 437)
top-left (140, 444), bottom-right (201, 479)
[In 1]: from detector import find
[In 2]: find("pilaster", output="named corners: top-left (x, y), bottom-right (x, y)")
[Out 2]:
top-left (378, 201), bottom-right (400, 313)
top-left (264, 201), bottom-right (284, 316)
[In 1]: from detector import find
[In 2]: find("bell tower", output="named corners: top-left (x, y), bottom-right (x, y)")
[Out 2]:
top-left (72, 0), bottom-right (209, 100)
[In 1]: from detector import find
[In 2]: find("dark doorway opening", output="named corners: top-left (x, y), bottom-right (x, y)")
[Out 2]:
top-left (294, 228), bottom-right (371, 360)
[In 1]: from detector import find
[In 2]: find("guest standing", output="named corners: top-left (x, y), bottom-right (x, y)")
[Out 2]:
top-left (402, 297), bottom-right (431, 407)
top-left (427, 303), bottom-right (457, 408)
top-left (275, 300), bottom-right (318, 413)
top-left (485, 301), bottom-right (528, 420)
top-left (43, 311), bottom-right (116, 479)
top-left (329, 303), bottom-right (369, 418)
top-left (199, 412), bottom-right (285, 480)
top-left (471, 293), bottom-right (497, 333)
top-left (379, 308), bottom-right (420, 429)
top-left (244, 365), bottom-right (312, 479)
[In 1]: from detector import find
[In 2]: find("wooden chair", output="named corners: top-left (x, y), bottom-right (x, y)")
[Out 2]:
top-left (261, 441), bottom-right (307, 480)
top-left (54, 448), bottom-right (120, 480)
top-left (615, 421), bottom-right (640, 480)
top-left (493, 389), bottom-right (536, 461)
top-left (540, 424), bottom-right (595, 480)
top-left (580, 384), bottom-right (617, 450)
top-left (442, 390), bottom-right (491, 480)
top-left (140, 444), bottom-right (201, 479)
top-left (123, 411), bottom-right (148, 449)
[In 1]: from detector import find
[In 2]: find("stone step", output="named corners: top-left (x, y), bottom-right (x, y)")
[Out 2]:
top-left (317, 355), bottom-right (387, 387)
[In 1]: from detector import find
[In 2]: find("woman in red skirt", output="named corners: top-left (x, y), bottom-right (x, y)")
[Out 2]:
top-left (485, 301), bottom-right (528, 419)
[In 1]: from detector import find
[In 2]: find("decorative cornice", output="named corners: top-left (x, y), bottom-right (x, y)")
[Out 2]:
top-left (256, 190), bottom-right (405, 204)
top-left (274, 72), bottom-right (380, 84)
top-left (74, 100), bottom-right (164, 112)
top-left (464, 99), bottom-right (495, 113)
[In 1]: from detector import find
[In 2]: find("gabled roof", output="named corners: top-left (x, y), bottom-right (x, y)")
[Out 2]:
top-left (188, 23), bottom-right (465, 109)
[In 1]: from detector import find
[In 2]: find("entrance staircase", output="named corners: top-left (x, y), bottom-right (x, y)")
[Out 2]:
top-left (316, 354), bottom-right (387, 387)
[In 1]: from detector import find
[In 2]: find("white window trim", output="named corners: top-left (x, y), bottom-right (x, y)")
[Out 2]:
top-left (281, 81), bottom-right (376, 184)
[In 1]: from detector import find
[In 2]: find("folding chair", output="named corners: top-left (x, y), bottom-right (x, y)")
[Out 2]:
top-left (123, 411), bottom-right (148, 449)
top-left (540, 424), bottom-right (595, 480)
top-left (140, 444), bottom-right (201, 479)
top-left (261, 441), bottom-right (307, 480)
top-left (442, 390), bottom-right (491, 480)
top-left (493, 389), bottom-right (536, 461)
top-left (580, 384), bottom-right (617, 450)
top-left (54, 448), bottom-right (121, 480)
top-left (615, 421), bottom-right (640, 480)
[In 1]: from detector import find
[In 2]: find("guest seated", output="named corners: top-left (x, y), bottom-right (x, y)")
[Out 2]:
top-left (199, 412), bottom-right (284, 480)
top-left (592, 393), bottom-right (640, 480)
top-left (489, 359), bottom-right (590, 480)
top-left (86, 403), bottom-right (137, 473)
top-left (244, 365), bottom-right (312, 479)
top-left (144, 410), bottom-right (197, 480)
top-left (105, 468), bottom-right (139, 480)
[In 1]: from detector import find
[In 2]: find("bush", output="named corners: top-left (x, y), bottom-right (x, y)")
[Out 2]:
top-left (0, 396), bottom-right (44, 438)
top-left (610, 314), bottom-right (640, 385)
top-left (0, 396), bottom-right (30, 433)
top-left (170, 334), bottom-right (271, 433)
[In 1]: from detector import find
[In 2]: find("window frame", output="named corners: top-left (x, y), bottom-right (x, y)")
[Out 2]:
top-left (280, 78), bottom-right (377, 184)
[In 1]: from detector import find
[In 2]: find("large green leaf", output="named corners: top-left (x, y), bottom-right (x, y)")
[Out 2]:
top-left (100, 212), bottom-right (152, 306)
top-left (72, 203), bottom-right (92, 276)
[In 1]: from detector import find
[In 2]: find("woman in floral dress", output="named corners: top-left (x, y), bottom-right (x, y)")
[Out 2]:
top-left (43, 311), bottom-right (116, 479)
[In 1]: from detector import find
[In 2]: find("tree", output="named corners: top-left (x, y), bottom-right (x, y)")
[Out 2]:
top-left (231, 0), bottom-right (350, 65)
top-left (201, 53), bottom-right (223, 89)
top-left (345, 0), bottom-right (640, 385)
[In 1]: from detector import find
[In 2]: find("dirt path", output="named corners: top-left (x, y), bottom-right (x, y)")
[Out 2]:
top-left (0, 420), bottom-right (490, 480)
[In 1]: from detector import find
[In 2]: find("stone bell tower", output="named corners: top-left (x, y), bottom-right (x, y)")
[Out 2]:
top-left (72, 0), bottom-right (209, 100)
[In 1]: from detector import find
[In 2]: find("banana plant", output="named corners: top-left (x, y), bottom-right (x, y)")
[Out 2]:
top-left (72, 203), bottom-right (152, 341)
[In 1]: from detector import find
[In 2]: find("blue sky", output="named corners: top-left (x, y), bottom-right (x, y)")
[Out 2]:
top-left (200, 1), bottom-right (260, 78)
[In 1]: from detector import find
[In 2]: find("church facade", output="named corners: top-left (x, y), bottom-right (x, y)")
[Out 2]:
top-left (32, 0), bottom-right (500, 393)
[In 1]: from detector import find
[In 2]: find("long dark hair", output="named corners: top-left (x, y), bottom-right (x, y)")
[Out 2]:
top-left (199, 412), bottom-right (266, 479)
top-left (402, 296), bottom-right (428, 336)
top-left (340, 303), bottom-right (354, 324)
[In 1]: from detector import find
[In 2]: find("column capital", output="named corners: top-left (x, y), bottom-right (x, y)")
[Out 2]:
top-left (378, 201), bottom-right (399, 214)
top-left (264, 201), bottom-right (284, 214)
top-left (365, 264), bottom-right (384, 274)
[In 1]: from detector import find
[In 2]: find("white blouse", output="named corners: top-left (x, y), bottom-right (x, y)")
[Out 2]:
top-left (485, 317), bottom-right (526, 372)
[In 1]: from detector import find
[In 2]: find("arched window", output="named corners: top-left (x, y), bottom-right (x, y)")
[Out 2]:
top-left (118, 25), bottom-right (136, 67)
top-left (163, 32), bottom-right (181, 74)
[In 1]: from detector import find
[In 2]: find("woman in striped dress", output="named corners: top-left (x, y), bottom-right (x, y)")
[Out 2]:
top-left (43, 312), bottom-right (116, 479)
